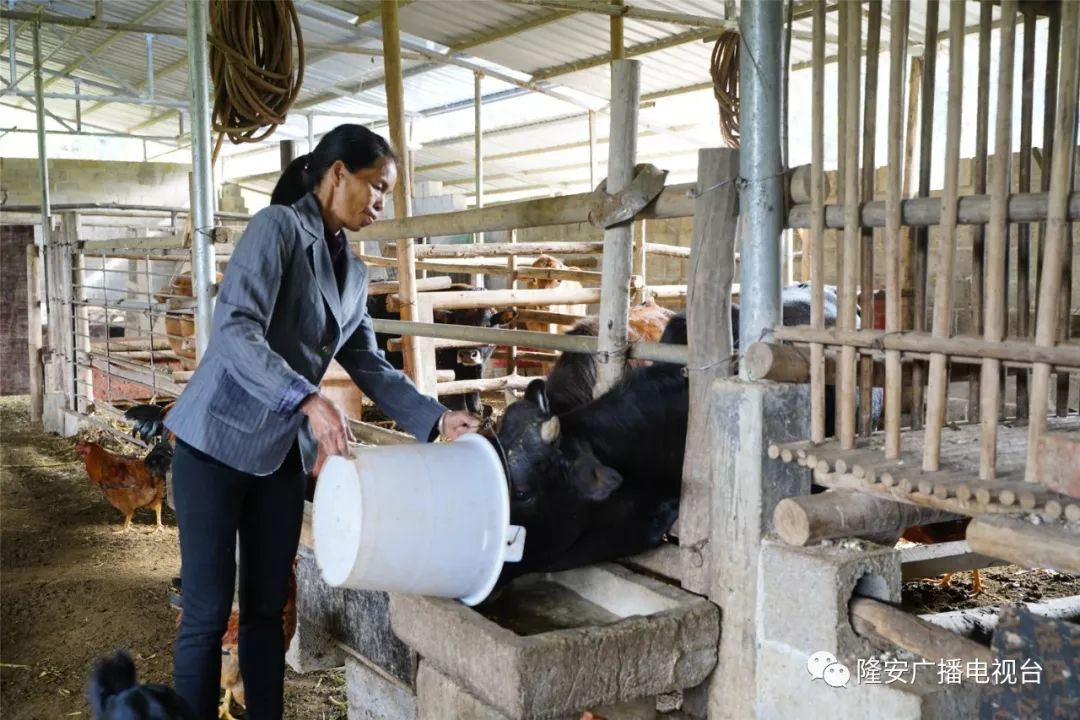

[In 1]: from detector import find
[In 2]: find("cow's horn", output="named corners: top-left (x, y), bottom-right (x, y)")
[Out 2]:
top-left (540, 417), bottom-right (560, 444)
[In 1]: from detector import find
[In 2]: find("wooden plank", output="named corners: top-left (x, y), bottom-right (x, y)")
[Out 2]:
top-left (966, 514), bottom-right (1080, 574)
top-left (1033, 432), bottom-right (1080, 498)
top-left (680, 148), bottom-right (739, 595)
top-left (899, 540), bottom-right (1006, 582)
top-left (25, 243), bottom-right (44, 422)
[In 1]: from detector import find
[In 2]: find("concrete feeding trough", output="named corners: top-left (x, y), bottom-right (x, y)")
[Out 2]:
top-left (390, 562), bottom-right (720, 719)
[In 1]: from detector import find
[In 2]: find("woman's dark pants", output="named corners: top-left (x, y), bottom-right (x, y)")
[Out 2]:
top-left (171, 440), bottom-right (305, 720)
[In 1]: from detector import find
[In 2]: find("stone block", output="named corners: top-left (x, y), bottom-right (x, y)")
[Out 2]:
top-left (1033, 432), bottom-right (1080, 498)
top-left (417, 663), bottom-right (661, 720)
top-left (295, 548), bottom-right (417, 686)
top-left (286, 616), bottom-right (345, 673)
top-left (416, 662), bottom-right (508, 720)
top-left (760, 540), bottom-right (901, 661)
top-left (755, 641), bottom-right (980, 720)
top-left (390, 563), bottom-right (718, 719)
top-left (347, 656), bottom-right (416, 720)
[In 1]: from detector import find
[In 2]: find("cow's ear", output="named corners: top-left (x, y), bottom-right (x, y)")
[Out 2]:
top-left (574, 461), bottom-right (623, 501)
top-left (492, 308), bottom-right (518, 327)
top-left (525, 379), bottom-right (550, 413)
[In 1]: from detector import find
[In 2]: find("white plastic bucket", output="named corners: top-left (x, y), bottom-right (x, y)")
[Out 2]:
top-left (312, 433), bottom-right (526, 606)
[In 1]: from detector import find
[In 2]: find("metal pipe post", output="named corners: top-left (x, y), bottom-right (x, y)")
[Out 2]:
top-left (588, 109), bottom-right (597, 188)
top-left (737, 0), bottom-right (783, 366)
top-left (474, 71), bottom-right (485, 288)
top-left (32, 22), bottom-right (50, 237)
top-left (8, 1), bottom-right (17, 87)
top-left (145, 34), bottom-right (155, 98)
top-left (185, 0), bottom-right (215, 360)
top-left (307, 112), bottom-right (314, 153)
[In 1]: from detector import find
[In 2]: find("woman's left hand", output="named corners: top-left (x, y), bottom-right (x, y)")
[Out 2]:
top-left (440, 411), bottom-right (481, 440)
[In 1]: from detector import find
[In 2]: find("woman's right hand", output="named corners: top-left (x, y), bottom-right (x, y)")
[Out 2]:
top-left (300, 392), bottom-right (355, 459)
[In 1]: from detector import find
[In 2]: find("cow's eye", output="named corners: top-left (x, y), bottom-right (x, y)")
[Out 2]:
top-left (512, 488), bottom-right (532, 502)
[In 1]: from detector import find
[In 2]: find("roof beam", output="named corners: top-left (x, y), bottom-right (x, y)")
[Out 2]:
top-left (42, 0), bottom-right (172, 89)
top-left (501, 0), bottom-right (736, 30)
top-left (0, 8), bottom-right (184, 37)
top-left (532, 26), bottom-right (723, 80)
top-left (291, 5), bottom-right (575, 112)
top-left (87, 55), bottom-right (186, 122)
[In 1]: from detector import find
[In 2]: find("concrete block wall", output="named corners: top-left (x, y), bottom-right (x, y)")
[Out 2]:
top-left (0, 157), bottom-right (192, 212)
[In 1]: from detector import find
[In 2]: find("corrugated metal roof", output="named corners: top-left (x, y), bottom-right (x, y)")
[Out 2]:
top-left (0, 0), bottom-right (1023, 208)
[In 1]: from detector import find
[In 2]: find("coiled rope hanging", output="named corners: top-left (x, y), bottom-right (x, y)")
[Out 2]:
top-left (711, 31), bottom-right (740, 149)
top-left (207, 0), bottom-right (305, 152)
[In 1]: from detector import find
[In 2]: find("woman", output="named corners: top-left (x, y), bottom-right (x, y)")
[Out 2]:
top-left (165, 124), bottom-right (479, 719)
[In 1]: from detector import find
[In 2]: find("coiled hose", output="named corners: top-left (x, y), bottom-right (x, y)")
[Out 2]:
top-left (208, 0), bottom-right (305, 151)
top-left (711, 31), bottom-right (740, 149)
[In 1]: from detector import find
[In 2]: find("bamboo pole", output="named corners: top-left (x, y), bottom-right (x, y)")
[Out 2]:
top-left (859, 0), bottom-right (882, 438)
top-left (1026, 0), bottom-right (1079, 483)
top-left (631, 220), bottom-right (647, 304)
top-left (1016, 7), bottom-right (1037, 419)
top-left (506, 229), bottom-right (519, 376)
top-left (835, 0), bottom-right (848, 289)
top-left (382, 0), bottom-right (423, 384)
top-left (911, 0), bottom-right (939, 431)
top-left (594, 59), bottom-right (640, 396)
top-left (788, 192), bottom-right (1080, 229)
top-left (770, 326), bottom-right (1080, 368)
top-left (850, 597), bottom-right (995, 670)
top-left (899, 55), bottom-right (921, 301)
top-left (838, 0), bottom-right (861, 449)
top-left (810, 0), bottom-right (827, 443)
top-left (969, 2), bottom-right (992, 421)
top-left (884, 1), bottom-right (909, 459)
top-left (980, 1), bottom-right (1018, 480)
top-left (356, 182), bottom-right (697, 243)
top-left (923, 2), bottom-right (966, 472)
top-left (1037, 5), bottom-right (1061, 297)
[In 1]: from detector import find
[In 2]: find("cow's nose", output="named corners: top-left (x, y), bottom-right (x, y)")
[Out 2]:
top-left (458, 348), bottom-right (483, 366)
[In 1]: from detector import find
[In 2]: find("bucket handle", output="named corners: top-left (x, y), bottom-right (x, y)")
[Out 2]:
top-left (503, 525), bottom-right (526, 563)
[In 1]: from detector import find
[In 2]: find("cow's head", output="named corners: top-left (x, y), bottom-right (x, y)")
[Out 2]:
top-left (497, 379), bottom-right (624, 565)
top-left (430, 307), bottom-right (517, 367)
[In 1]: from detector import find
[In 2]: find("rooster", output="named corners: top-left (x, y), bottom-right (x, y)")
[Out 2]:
top-left (124, 401), bottom-right (175, 445)
top-left (903, 519), bottom-right (983, 594)
top-left (75, 440), bottom-right (170, 533)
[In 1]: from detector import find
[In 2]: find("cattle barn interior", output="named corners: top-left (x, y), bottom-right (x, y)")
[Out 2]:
top-left (1, 1), bottom-right (1079, 718)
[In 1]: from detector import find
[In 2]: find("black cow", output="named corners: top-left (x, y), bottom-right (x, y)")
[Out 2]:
top-left (496, 352), bottom-right (687, 581)
top-left (367, 288), bottom-right (516, 414)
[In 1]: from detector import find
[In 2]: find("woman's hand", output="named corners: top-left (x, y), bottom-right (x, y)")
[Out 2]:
top-left (300, 393), bottom-right (355, 459)
top-left (439, 411), bottom-right (481, 440)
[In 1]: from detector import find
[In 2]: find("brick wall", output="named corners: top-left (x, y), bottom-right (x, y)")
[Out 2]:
top-left (0, 225), bottom-right (32, 395)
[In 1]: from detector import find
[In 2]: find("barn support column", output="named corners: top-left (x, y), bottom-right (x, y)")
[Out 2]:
top-left (705, 379), bottom-right (810, 719)
top-left (31, 20), bottom-right (58, 430)
top-left (594, 59), bottom-right (640, 396)
top-left (185, 0), bottom-right (216, 361)
top-left (737, 0), bottom-right (782, 362)
top-left (382, 0), bottom-right (426, 385)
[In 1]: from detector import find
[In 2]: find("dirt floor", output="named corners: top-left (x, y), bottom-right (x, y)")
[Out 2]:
top-left (3, 393), bottom-right (1078, 718)
top-left (0, 396), bottom-right (346, 720)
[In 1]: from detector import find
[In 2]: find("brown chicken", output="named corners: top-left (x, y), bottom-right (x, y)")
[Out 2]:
top-left (902, 519), bottom-right (982, 594)
top-left (75, 440), bottom-right (169, 533)
top-left (218, 564), bottom-right (299, 720)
